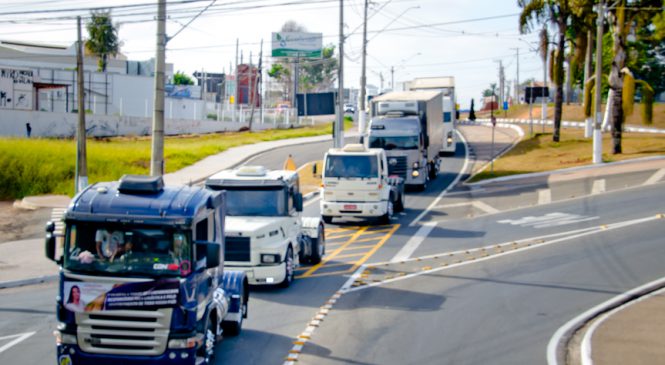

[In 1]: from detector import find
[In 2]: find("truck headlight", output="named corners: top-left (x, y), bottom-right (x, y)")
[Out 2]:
top-left (412, 170), bottom-right (420, 177)
top-left (412, 162), bottom-right (420, 169)
top-left (54, 331), bottom-right (77, 345)
top-left (261, 254), bottom-right (281, 264)
top-left (168, 335), bottom-right (202, 349)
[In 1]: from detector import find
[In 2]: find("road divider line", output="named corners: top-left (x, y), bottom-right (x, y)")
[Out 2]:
top-left (390, 222), bottom-right (437, 263)
top-left (591, 179), bottom-right (606, 195)
top-left (343, 214), bottom-right (661, 294)
top-left (299, 227), bottom-right (368, 278)
top-left (472, 200), bottom-right (499, 214)
top-left (538, 189), bottom-right (552, 205)
top-left (0, 332), bottom-right (36, 354)
top-left (644, 168), bottom-right (665, 186)
top-left (410, 130), bottom-right (470, 227)
top-left (347, 224), bottom-right (400, 274)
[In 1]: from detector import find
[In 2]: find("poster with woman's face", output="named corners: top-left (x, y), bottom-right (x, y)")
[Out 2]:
top-left (62, 280), bottom-right (180, 312)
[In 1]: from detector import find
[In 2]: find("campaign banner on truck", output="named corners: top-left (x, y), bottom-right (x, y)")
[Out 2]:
top-left (271, 32), bottom-right (322, 58)
top-left (63, 280), bottom-right (180, 312)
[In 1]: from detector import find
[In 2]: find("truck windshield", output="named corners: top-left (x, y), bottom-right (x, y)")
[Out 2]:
top-left (224, 186), bottom-right (287, 216)
top-left (63, 223), bottom-right (192, 277)
top-left (368, 136), bottom-right (419, 150)
top-left (325, 155), bottom-right (378, 178)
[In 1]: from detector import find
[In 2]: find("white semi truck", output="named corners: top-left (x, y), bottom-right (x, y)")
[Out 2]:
top-left (205, 166), bottom-right (325, 287)
top-left (368, 91), bottom-right (444, 190)
top-left (320, 144), bottom-right (405, 224)
top-left (408, 76), bottom-right (458, 154)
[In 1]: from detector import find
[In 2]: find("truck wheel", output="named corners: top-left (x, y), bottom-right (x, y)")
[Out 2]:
top-left (322, 215), bottom-right (333, 224)
top-left (379, 199), bottom-right (394, 225)
top-left (198, 318), bottom-right (216, 364)
top-left (308, 224), bottom-right (325, 264)
top-left (222, 293), bottom-right (245, 336)
top-left (279, 247), bottom-right (295, 288)
top-left (394, 192), bottom-right (405, 212)
top-left (428, 162), bottom-right (437, 180)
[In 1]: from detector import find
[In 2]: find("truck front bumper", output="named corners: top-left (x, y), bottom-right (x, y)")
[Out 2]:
top-left (320, 200), bottom-right (388, 218)
top-left (57, 344), bottom-right (197, 365)
top-left (226, 262), bottom-right (286, 285)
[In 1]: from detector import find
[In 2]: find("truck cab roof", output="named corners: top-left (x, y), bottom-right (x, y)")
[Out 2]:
top-left (67, 175), bottom-right (223, 224)
top-left (327, 144), bottom-right (385, 156)
top-left (206, 166), bottom-right (298, 189)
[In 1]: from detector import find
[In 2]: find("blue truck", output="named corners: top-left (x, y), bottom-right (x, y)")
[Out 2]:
top-left (45, 175), bottom-right (249, 365)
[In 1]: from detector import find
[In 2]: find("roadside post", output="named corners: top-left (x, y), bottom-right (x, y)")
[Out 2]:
top-left (491, 116), bottom-right (496, 175)
top-left (529, 81), bottom-right (534, 137)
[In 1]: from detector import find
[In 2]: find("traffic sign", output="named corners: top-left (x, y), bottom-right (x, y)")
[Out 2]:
top-left (503, 101), bottom-right (508, 111)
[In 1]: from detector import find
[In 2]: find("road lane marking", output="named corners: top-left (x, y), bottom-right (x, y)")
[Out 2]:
top-left (410, 130), bottom-right (470, 227)
top-left (644, 168), bottom-right (665, 186)
top-left (343, 215), bottom-right (661, 294)
top-left (538, 189), bottom-right (552, 204)
top-left (498, 212), bottom-right (599, 229)
top-left (591, 179), bottom-right (606, 194)
top-left (346, 224), bottom-right (400, 274)
top-left (299, 226), bottom-right (368, 277)
top-left (0, 332), bottom-right (36, 354)
top-left (473, 200), bottom-right (499, 214)
top-left (390, 221), bottom-right (437, 262)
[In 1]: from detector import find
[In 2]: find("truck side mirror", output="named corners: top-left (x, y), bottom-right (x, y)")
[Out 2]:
top-left (294, 193), bottom-right (303, 212)
top-left (45, 221), bottom-right (57, 262)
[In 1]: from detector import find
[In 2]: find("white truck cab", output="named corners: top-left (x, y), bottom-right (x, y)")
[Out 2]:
top-left (320, 144), bottom-right (405, 224)
top-left (206, 166), bottom-right (325, 287)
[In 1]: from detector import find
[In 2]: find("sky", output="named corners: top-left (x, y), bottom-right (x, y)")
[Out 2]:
top-left (0, 0), bottom-right (549, 108)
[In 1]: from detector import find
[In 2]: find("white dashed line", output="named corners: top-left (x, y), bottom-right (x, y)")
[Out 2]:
top-left (390, 221), bottom-right (437, 263)
top-left (591, 179), bottom-right (606, 195)
top-left (644, 168), bottom-right (665, 186)
top-left (0, 332), bottom-right (36, 354)
top-left (538, 189), bottom-right (552, 205)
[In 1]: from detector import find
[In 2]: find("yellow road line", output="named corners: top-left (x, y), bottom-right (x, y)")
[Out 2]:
top-left (347, 224), bottom-right (400, 274)
top-left (298, 269), bottom-right (354, 278)
top-left (299, 226), bottom-right (369, 278)
top-left (339, 244), bottom-right (380, 251)
top-left (327, 233), bottom-right (358, 240)
top-left (333, 252), bottom-right (367, 260)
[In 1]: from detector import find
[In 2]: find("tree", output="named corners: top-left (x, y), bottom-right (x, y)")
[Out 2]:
top-left (519, 0), bottom-right (574, 143)
top-left (606, 0), bottom-right (662, 154)
top-left (85, 11), bottom-right (120, 72)
top-left (469, 99), bottom-right (477, 121)
top-left (173, 71), bottom-right (194, 85)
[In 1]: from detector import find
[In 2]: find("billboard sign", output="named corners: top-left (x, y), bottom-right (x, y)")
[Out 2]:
top-left (272, 32), bottom-right (322, 58)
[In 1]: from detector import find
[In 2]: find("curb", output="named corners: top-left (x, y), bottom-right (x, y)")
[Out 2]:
top-left (473, 118), bottom-right (665, 134)
top-left (0, 274), bottom-right (58, 289)
top-left (547, 276), bottom-right (665, 365)
top-left (303, 191), bottom-right (319, 202)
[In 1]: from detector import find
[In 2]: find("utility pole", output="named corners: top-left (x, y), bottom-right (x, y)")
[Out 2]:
top-left (499, 60), bottom-right (504, 106)
top-left (592, 1), bottom-right (604, 164)
top-left (512, 47), bottom-right (520, 104)
top-left (583, 29), bottom-right (593, 138)
top-left (75, 16), bottom-right (87, 193)
top-left (150, 0), bottom-right (166, 176)
top-left (390, 66), bottom-right (394, 90)
top-left (335, 0), bottom-right (344, 148)
top-left (358, 0), bottom-right (368, 135)
top-left (235, 38), bottom-right (239, 113)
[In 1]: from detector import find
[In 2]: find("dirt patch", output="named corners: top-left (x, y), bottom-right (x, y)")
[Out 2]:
top-left (0, 201), bottom-right (53, 243)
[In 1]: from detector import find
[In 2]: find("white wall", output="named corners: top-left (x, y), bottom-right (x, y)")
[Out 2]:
top-left (0, 109), bottom-right (273, 138)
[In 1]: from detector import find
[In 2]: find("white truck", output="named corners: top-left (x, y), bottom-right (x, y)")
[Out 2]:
top-left (205, 166), bottom-right (325, 287)
top-left (368, 91), bottom-right (444, 190)
top-left (320, 144), bottom-right (405, 224)
top-left (408, 76), bottom-right (458, 154)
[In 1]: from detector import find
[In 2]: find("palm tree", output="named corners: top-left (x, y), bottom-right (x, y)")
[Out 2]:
top-left (85, 11), bottom-right (120, 72)
top-left (519, 0), bottom-right (574, 142)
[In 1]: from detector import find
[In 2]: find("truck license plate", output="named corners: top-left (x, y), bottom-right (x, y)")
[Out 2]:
top-left (343, 204), bottom-right (357, 210)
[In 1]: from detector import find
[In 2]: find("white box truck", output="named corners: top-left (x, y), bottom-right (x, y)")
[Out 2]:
top-left (409, 76), bottom-right (458, 154)
top-left (368, 90), bottom-right (444, 190)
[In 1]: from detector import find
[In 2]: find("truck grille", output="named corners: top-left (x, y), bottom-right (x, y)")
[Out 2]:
top-left (76, 308), bottom-right (172, 356)
top-left (387, 156), bottom-right (407, 178)
top-left (226, 236), bottom-right (250, 262)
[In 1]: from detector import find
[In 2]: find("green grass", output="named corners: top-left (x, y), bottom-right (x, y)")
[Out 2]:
top-left (0, 122), bottom-right (346, 200)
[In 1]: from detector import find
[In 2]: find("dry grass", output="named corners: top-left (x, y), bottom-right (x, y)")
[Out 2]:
top-left (297, 160), bottom-right (323, 195)
top-left (470, 127), bottom-right (665, 182)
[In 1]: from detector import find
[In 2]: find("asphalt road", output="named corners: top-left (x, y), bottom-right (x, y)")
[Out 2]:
top-left (0, 137), bottom-right (468, 365)
top-left (294, 182), bottom-right (665, 365)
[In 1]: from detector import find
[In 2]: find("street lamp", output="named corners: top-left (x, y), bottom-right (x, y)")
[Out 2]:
top-left (391, 52), bottom-right (421, 90)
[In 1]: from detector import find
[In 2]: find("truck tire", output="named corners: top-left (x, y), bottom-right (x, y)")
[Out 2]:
top-left (279, 247), bottom-right (295, 288)
top-left (307, 224), bottom-right (325, 264)
top-left (394, 192), bottom-right (405, 212)
top-left (322, 215), bottom-right (333, 224)
top-left (222, 291), bottom-right (246, 336)
top-left (428, 161), bottom-right (437, 180)
top-left (378, 199), bottom-right (394, 225)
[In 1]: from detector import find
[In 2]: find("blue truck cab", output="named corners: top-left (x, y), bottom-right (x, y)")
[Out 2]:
top-left (45, 175), bottom-right (249, 365)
